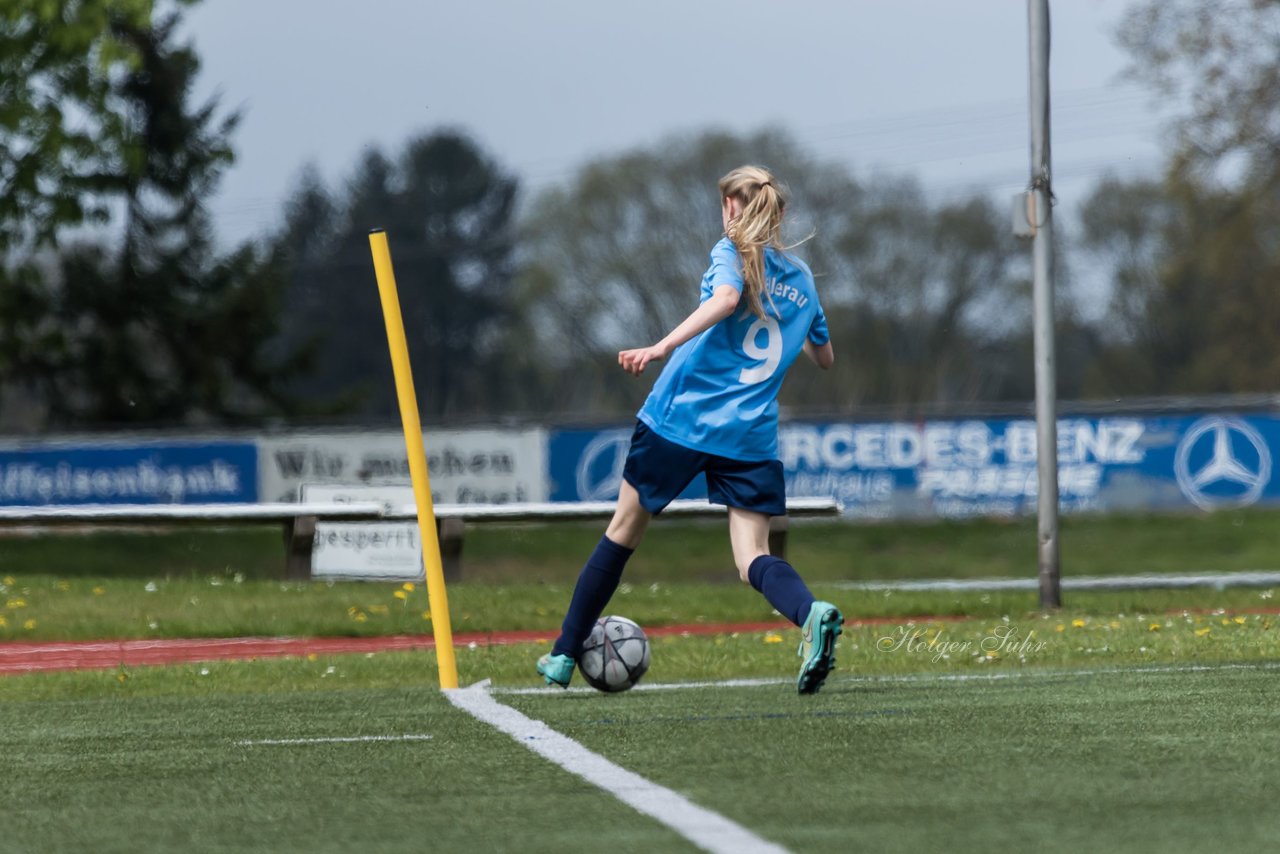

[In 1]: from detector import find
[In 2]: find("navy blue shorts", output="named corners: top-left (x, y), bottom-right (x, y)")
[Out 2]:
top-left (622, 421), bottom-right (786, 517)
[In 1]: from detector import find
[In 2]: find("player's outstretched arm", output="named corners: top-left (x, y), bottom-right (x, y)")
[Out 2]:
top-left (618, 285), bottom-right (740, 376)
top-left (803, 339), bottom-right (835, 370)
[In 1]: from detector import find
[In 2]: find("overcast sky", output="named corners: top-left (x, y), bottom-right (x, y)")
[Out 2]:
top-left (180, 0), bottom-right (1168, 248)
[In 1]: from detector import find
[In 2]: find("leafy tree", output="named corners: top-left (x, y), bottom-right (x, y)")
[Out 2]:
top-left (825, 181), bottom-right (1034, 410)
top-left (272, 131), bottom-right (521, 421)
top-left (1078, 171), bottom-right (1280, 395)
top-left (1074, 0), bottom-right (1280, 395)
top-left (1119, 0), bottom-right (1280, 183)
top-left (0, 0), bottom-right (180, 252)
top-left (0, 3), bottom-right (311, 427)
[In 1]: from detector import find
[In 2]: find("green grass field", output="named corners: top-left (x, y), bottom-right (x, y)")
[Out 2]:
top-left (3, 508), bottom-right (1280, 851)
top-left (3, 654), bottom-right (1279, 852)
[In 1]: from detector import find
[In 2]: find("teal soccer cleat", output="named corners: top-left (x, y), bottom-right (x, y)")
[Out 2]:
top-left (796, 601), bottom-right (843, 695)
top-left (536, 652), bottom-right (576, 688)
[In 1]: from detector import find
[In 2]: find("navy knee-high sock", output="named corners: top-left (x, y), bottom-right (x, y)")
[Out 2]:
top-left (748, 555), bottom-right (816, 627)
top-left (552, 536), bottom-right (634, 658)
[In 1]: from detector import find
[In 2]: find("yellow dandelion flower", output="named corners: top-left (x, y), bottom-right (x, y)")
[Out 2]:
top-left (23, 619), bottom-right (35, 630)
top-left (1148, 623), bottom-right (1161, 632)
top-left (1195, 628), bottom-right (1212, 637)
top-left (2, 577), bottom-right (12, 586)
top-left (1071, 618), bottom-right (1086, 628)
top-left (1108, 620), bottom-right (1120, 629)
top-left (763, 633), bottom-right (784, 644)
top-left (401, 582), bottom-right (415, 592)
top-left (56, 581), bottom-right (70, 592)
top-left (117, 672), bottom-right (128, 683)
top-left (1055, 624), bottom-right (1065, 633)
top-left (421, 611), bottom-right (432, 621)
top-left (0, 616), bottom-right (7, 627)
top-left (93, 586), bottom-right (105, 595)
top-left (1221, 618), bottom-right (1231, 626)
top-left (347, 606), bottom-right (361, 616)
top-left (1233, 616), bottom-right (1247, 625)
top-left (368, 604), bottom-right (389, 615)
top-left (354, 613), bottom-right (368, 623)
top-left (307, 653), bottom-right (318, 662)
top-left (393, 590), bottom-right (408, 601)
top-left (6, 599), bottom-right (26, 609)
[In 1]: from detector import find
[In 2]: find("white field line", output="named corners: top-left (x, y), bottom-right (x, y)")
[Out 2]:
top-left (832, 570), bottom-right (1280, 592)
top-left (495, 660), bottom-right (1280, 696)
top-left (446, 681), bottom-right (788, 854)
top-left (235, 734), bottom-right (434, 746)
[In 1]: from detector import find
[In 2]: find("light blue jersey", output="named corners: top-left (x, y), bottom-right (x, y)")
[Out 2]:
top-left (637, 237), bottom-right (829, 462)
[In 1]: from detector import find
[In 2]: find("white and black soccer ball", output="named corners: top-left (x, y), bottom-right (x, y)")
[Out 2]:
top-left (578, 615), bottom-right (650, 693)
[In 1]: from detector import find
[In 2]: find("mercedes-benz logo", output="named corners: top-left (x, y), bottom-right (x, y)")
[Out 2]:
top-left (575, 429), bottom-right (631, 501)
top-left (1174, 416), bottom-right (1271, 511)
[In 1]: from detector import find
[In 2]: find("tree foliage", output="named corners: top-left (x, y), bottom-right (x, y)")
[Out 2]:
top-left (1078, 170), bottom-right (1280, 395)
top-left (1076, 0), bottom-right (1280, 396)
top-left (0, 2), bottom-right (308, 428)
top-left (827, 182), bottom-right (1034, 408)
top-left (0, 0), bottom-right (195, 251)
top-left (272, 131), bottom-right (520, 421)
top-left (1119, 0), bottom-right (1280, 182)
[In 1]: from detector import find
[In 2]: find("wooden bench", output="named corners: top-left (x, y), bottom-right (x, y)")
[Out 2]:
top-left (0, 497), bottom-right (842, 581)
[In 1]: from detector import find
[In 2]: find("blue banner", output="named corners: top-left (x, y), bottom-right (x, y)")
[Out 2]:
top-left (0, 441), bottom-right (258, 506)
top-left (549, 414), bottom-right (1280, 519)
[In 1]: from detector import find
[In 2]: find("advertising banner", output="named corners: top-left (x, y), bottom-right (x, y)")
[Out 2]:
top-left (548, 414), bottom-right (1280, 519)
top-left (258, 428), bottom-right (547, 504)
top-left (0, 440), bottom-right (257, 506)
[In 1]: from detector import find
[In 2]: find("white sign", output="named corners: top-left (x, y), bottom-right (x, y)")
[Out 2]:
top-left (303, 483), bottom-right (422, 580)
top-left (258, 428), bottom-right (547, 504)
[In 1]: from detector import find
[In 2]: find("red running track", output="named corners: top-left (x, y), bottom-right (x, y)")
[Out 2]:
top-left (0, 615), bottom-right (967, 675)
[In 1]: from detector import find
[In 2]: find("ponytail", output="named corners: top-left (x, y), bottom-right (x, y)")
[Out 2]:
top-left (719, 165), bottom-right (785, 319)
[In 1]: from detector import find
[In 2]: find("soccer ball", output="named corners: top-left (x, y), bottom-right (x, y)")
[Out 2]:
top-left (578, 615), bottom-right (650, 693)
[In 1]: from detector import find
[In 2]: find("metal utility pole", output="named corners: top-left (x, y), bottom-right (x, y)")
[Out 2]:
top-left (1028, 0), bottom-right (1061, 609)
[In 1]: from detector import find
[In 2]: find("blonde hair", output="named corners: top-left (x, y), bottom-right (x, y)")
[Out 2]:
top-left (719, 165), bottom-right (785, 319)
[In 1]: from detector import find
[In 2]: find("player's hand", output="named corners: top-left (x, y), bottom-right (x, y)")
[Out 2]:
top-left (618, 344), bottom-right (668, 376)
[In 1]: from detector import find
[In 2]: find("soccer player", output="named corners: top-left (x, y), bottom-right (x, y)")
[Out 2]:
top-left (537, 165), bottom-right (844, 694)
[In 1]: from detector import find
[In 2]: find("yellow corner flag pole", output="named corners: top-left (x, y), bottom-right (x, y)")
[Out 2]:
top-left (368, 229), bottom-right (458, 690)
